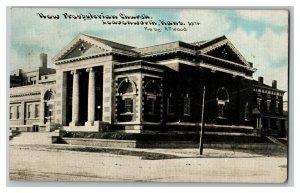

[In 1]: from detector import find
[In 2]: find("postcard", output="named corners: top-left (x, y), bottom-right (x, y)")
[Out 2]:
top-left (8, 7), bottom-right (289, 183)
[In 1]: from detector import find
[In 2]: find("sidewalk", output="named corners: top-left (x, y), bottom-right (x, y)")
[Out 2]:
top-left (9, 143), bottom-right (288, 182)
top-left (9, 142), bottom-right (287, 160)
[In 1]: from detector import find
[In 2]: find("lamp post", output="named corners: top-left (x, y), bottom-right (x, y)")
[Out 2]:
top-left (97, 105), bottom-right (101, 121)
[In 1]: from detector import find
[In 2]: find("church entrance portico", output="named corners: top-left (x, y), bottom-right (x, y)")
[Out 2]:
top-left (66, 66), bottom-right (103, 129)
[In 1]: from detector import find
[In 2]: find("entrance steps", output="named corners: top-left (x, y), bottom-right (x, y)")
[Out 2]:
top-left (266, 136), bottom-right (285, 146)
top-left (9, 132), bottom-right (59, 145)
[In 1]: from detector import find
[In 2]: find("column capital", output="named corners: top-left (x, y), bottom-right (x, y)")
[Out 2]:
top-left (86, 67), bottom-right (94, 73)
top-left (70, 70), bottom-right (81, 75)
top-left (70, 70), bottom-right (77, 75)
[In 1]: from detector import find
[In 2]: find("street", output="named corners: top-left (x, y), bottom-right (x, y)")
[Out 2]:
top-left (9, 144), bottom-right (287, 183)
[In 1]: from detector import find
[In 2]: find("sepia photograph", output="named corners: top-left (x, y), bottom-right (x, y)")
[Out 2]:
top-left (8, 7), bottom-right (289, 183)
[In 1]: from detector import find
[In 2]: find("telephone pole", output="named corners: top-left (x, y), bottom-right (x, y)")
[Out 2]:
top-left (199, 85), bottom-right (206, 155)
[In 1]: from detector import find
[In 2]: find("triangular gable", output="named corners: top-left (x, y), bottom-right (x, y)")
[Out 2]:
top-left (62, 41), bottom-right (109, 60)
top-left (200, 36), bottom-right (250, 67)
top-left (52, 34), bottom-right (113, 62)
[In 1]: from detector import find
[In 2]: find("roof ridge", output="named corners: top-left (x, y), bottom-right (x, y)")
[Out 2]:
top-left (82, 33), bottom-right (136, 49)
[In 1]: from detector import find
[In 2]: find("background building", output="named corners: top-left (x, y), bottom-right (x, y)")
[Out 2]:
top-left (9, 53), bottom-right (56, 132)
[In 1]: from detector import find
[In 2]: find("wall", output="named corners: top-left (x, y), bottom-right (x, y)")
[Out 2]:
top-left (161, 63), bottom-right (253, 128)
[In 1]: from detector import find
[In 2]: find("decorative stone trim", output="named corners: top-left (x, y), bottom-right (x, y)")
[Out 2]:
top-left (11, 92), bottom-right (40, 97)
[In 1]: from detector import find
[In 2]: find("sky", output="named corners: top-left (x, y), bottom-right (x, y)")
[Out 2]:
top-left (9, 8), bottom-right (289, 100)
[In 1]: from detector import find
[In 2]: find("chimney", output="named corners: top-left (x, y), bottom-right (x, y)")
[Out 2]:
top-left (40, 53), bottom-right (47, 68)
top-left (272, 80), bottom-right (277, 89)
top-left (258, 76), bottom-right (263, 86)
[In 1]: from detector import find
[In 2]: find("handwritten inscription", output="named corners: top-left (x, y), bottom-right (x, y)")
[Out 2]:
top-left (36, 12), bottom-right (201, 32)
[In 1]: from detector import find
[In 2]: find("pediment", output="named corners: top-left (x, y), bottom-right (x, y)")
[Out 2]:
top-left (206, 44), bottom-right (246, 65)
top-left (53, 34), bottom-right (113, 63)
top-left (200, 37), bottom-right (250, 66)
top-left (62, 41), bottom-right (109, 60)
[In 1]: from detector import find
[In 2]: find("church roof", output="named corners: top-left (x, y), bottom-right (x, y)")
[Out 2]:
top-left (84, 34), bottom-right (136, 50)
top-left (133, 41), bottom-right (196, 56)
top-left (53, 33), bottom-right (253, 70)
top-left (194, 36), bottom-right (226, 49)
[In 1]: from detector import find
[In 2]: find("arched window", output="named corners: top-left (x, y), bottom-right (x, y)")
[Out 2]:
top-left (144, 80), bottom-right (160, 114)
top-left (117, 80), bottom-right (136, 114)
top-left (121, 83), bottom-right (133, 113)
top-left (44, 90), bottom-right (55, 123)
top-left (145, 81), bottom-right (159, 95)
top-left (216, 87), bottom-right (229, 118)
top-left (119, 82), bottom-right (134, 95)
top-left (44, 91), bottom-right (54, 101)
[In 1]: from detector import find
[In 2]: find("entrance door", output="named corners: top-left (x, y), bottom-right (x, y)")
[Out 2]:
top-left (32, 124), bottom-right (39, 132)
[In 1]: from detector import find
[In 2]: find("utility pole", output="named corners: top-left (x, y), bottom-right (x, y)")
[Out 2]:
top-left (199, 85), bottom-right (206, 155)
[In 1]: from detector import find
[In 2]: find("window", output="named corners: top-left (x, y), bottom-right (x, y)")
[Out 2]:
top-left (35, 104), bottom-right (39, 118)
top-left (218, 103), bottom-right (225, 118)
top-left (17, 106), bottom-right (20, 119)
top-left (118, 80), bottom-right (135, 114)
top-left (267, 100), bottom-right (271, 112)
top-left (244, 102), bottom-right (250, 121)
top-left (9, 106), bottom-right (13, 119)
top-left (27, 105), bottom-right (31, 118)
top-left (44, 91), bottom-right (55, 101)
top-left (216, 87), bottom-right (229, 118)
top-left (275, 102), bottom-right (279, 113)
top-left (124, 98), bottom-right (133, 113)
top-left (257, 98), bottom-right (261, 110)
top-left (145, 80), bottom-right (160, 115)
top-left (167, 93), bottom-right (175, 115)
top-left (119, 82), bottom-right (133, 95)
top-left (183, 95), bottom-right (190, 116)
top-left (147, 98), bottom-right (155, 114)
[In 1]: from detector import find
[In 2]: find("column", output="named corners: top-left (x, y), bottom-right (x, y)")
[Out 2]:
top-left (70, 70), bottom-right (79, 126)
top-left (85, 68), bottom-right (95, 126)
top-left (258, 117), bottom-right (262, 129)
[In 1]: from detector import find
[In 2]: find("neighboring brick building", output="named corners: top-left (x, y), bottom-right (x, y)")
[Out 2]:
top-left (9, 33), bottom-right (288, 137)
top-left (9, 53), bottom-right (56, 132)
top-left (252, 77), bottom-right (286, 137)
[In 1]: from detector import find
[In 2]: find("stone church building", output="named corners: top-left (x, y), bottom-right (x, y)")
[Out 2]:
top-left (9, 34), bottom-right (287, 137)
